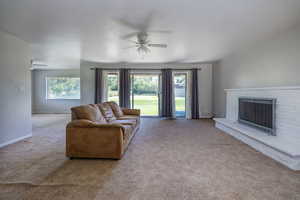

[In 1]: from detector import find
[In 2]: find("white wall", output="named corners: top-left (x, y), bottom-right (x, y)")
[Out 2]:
top-left (198, 64), bottom-right (213, 118)
top-left (213, 24), bottom-right (300, 117)
top-left (32, 69), bottom-right (80, 114)
top-left (80, 60), bottom-right (213, 117)
top-left (80, 61), bottom-right (95, 105)
top-left (0, 31), bottom-right (32, 147)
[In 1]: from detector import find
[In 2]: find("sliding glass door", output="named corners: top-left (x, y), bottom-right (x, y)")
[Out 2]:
top-left (101, 70), bottom-right (189, 118)
top-left (174, 73), bottom-right (186, 117)
top-left (105, 72), bottom-right (119, 104)
top-left (130, 74), bottom-right (160, 116)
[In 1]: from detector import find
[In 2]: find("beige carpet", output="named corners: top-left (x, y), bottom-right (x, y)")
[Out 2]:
top-left (0, 115), bottom-right (300, 200)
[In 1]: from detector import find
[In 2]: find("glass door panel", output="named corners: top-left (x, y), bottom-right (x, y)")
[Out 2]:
top-left (174, 73), bottom-right (186, 117)
top-left (131, 74), bottom-right (160, 116)
top-left (106, 73), bottom-right (119, 104)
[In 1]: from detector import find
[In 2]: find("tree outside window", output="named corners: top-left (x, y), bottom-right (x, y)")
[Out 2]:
top-left (46, 77), bottom-right (80, 99)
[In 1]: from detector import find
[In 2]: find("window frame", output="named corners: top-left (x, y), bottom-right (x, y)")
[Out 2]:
top-left (45, 76), bottom-right (81, 100)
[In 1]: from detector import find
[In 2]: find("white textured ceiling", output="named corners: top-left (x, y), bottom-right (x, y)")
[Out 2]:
top-left (1, 0), bottom-right (300, 68)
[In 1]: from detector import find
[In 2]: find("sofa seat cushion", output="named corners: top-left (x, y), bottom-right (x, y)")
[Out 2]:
top-left (111, 119), bottom-right (137, 129)
top-left (71, 104), bottom-right (106, 123)
top-left (108, 101), bottom-right (124, 118)
top-left (118, 115), bottom-right (140, 124)
top-left (97, 102), bottom-right (117, 122)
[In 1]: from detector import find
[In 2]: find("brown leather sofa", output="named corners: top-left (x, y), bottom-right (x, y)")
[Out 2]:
top-left (66, 102), bottom-right (140, 159)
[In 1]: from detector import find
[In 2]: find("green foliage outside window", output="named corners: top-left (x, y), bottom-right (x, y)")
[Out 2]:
top-left (47, 77), bottom-right (80, 99)
top-left (107, 74), bottom-right (119, 98)
top-left (132, 76), bottom-right (158, 95)
top-left (107, 75), bottom-right (118, 91)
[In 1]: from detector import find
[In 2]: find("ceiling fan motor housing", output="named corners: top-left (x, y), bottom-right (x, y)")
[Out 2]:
top-left (137, 32), bottom-right (148, 44)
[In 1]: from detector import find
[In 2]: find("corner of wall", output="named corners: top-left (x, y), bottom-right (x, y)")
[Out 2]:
top-left (212, 61), bottom-right (226, 118)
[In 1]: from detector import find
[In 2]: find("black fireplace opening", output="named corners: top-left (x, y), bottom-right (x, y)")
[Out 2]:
top-left (238, 97), bottom-right (276, 135)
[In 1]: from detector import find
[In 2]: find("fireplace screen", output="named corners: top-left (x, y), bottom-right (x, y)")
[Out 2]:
top-left (238, 98), bottom-right (276, 135)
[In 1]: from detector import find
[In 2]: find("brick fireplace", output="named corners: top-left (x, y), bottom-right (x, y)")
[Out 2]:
top-left (214, 86), bottom-right (300, 170)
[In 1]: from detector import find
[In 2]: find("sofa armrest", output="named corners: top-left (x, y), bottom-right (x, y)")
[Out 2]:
top-left (66, 120), bottom-right (125, 159)
top-left (122, 108), bottom-right (141, 116)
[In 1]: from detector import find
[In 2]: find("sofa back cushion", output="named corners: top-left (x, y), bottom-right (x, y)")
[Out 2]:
top-left (97, 102), bottom-right (117, 122)
top-left (108, 101), bottom-right (124, 118)
top-left (71, 104), bottom-right (106, 123)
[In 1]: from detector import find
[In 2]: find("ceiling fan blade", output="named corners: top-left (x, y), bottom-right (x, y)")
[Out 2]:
top-left (148, 43), bottom-right (167, 48)
top-left (127, 39), bottom-right (138, 44)
top-left (114, 18), bottom-right (141, 31)
top-left (121, 32), bottom-right (139, 40)
top-left (140, 12), bottom-right (155, 32)
top-left (122, 45), bottom-right (138, 49)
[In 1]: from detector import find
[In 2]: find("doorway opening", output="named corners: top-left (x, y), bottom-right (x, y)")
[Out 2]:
top-left (130, 73), bottom-right (160, 116)
top-left (174, 73), bottom-right (186, 118)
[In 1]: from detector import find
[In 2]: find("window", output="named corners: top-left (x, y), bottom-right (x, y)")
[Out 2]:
top-left (106, 73), bottom-right (119, 104)
top-left (46, 77), bottom-right (80, 99)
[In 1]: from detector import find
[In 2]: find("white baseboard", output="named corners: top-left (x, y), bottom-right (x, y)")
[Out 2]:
top-left (0, 133), bottom-right (32, 148)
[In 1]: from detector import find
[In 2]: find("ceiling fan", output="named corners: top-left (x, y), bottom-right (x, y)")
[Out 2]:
top-left (125, 32), bottom-right (168, 56)
top-left (115, 13), bottom-right (171, 56)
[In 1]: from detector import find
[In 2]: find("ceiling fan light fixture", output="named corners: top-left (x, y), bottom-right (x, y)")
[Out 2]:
top-left (137, 45), bottom-right (150, 58)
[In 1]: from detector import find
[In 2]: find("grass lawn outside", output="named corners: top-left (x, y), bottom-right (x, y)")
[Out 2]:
top-left (108, 95), bottom-right (185, 116)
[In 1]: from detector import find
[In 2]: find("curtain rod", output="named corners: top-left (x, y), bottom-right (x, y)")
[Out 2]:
top-left (89, 67), bottom-right (201, 71)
